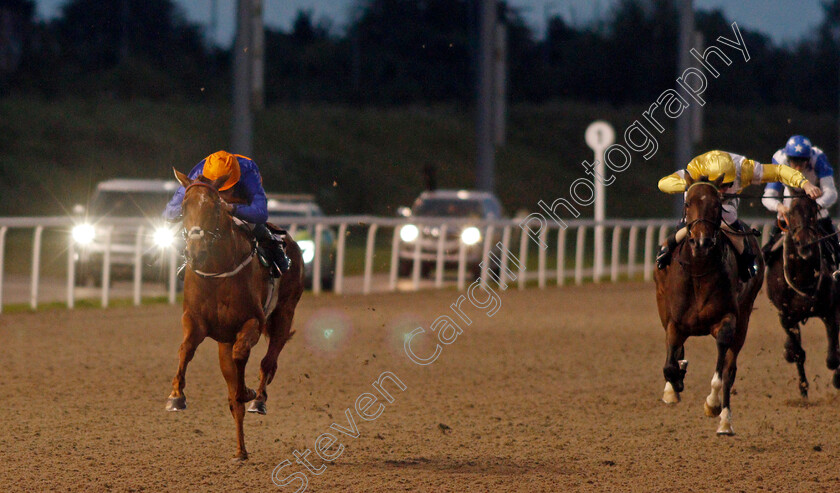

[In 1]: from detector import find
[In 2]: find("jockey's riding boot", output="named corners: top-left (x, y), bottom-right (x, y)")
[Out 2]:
top-left (817, 218), bottom-right (840, 280)
top-left (733, 220), bottom-right (757, 282)
top-left (761, 226), bottom-right (782, 262)
top-left (253, 223), bottom-right (290, 277)
top-left (737, 244), bottom-right (757, 282)
top-left (656, 234), bottom-right (679, 269)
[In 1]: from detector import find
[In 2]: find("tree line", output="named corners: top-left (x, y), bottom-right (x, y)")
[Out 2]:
top-left (3, 0), bottom-right (840, 111)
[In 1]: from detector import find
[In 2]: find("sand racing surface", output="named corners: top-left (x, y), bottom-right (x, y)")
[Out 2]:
top-left (2, 282), bottom-right (840, 492)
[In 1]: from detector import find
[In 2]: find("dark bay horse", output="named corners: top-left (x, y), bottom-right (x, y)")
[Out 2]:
top-left (654, 174), bottom-right (764, 435)
top-left (765, 194), bottom-right (840, 397)
top-left (166, 169), bottom-right (304, 461)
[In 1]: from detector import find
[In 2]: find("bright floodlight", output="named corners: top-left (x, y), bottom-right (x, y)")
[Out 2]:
top-left (461, 226), bottom-right (481, 245)
top-left (153, 227), bottom-right (175, 248)
top-left (400, 224), bottom-right (419, 242)
top-left (71, 224), bottom-right (96, 245)
top-left (299, 240), bottom-right (315, 264)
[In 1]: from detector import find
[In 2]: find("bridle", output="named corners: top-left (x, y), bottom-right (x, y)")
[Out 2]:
top-left (684, 181), bottom-right (723, 247)
top-left (181, 181), bottom-right (255, 278)
top-left (182, 182), bottom-right (223, 246)
top-left (679, 181), bottom-right (724, 277)
top-left (779, 199), bottom-right (826, 298)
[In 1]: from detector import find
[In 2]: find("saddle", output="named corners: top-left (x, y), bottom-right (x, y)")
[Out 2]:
top-left (231, 219), bottom-right (289, 277)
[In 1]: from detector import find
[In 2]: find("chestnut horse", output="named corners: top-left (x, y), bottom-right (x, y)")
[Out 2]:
top-left (165, 169), bottom-right (304, 461)
top-left (765, 194), bottom-right (840, 397)
top-left (654, 174), bottom-right (764, 435)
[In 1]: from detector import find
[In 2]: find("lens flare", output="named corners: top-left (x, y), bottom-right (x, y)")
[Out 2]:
top-left (303, 309), bottom-right (352, 355)
top-left (387, 313), bottom-right (426, 357)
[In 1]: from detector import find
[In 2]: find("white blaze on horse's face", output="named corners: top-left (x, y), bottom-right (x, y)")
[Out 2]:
top-left (188, 226), bottom-right (205, 240)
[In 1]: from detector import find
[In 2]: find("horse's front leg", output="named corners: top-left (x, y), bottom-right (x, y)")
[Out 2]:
top-left (219, 342), bottom-right (248, 461)
top-left (662, 321), bottom-right (687, 404)
top-left (166, 313), bottom-right (206, 411)
top-left (824, 309), bottom-right (840, 389)
top-left (781, 316), bottom-right (808, 398)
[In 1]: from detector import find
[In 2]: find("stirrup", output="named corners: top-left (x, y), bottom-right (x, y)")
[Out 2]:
top-left (177, 261), bottom-right (187, 280)
top-left (656, 245), bottom-right (671, 269)
top-left (738, 257), bottom-right (757, 282)
top-left (833, 269), bottom-right (840, 282)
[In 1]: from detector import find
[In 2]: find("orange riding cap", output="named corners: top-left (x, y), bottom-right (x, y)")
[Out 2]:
top-left (202, 150), bottom-right (244, 191)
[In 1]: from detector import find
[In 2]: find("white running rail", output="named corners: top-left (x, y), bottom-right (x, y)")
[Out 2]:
top-left (0, 216), bottom-right (780, 312)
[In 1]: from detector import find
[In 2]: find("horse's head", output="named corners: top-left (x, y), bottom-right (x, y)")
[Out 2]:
top-left (785, 193), bottom-right (820, 260)
top-left (174, 168), bottom-right (231, 269)
top-left (683, 173), bottom-right (724, 258)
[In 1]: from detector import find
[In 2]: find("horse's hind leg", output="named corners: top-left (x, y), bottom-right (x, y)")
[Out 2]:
top-left (232, 318), bottom-right (261, 404)
top-left (824, 310), bottom-right (840, 389)
top-left (704, 353), bottom-right (724, 418)
top-left (219, 342), bottom-right (249, 461)
top-left (714, 315), bottom-right (741, 436)
top-left (249, 305), bottom-right (297, 415)
top-left (716, 346), bottom-right (738, 436)
top-left (662, 323), bottom-right (687, 403)
top-left (782, 318), bottom-right (809, 397)
top-left (166, 314), bottom-right (206, 411)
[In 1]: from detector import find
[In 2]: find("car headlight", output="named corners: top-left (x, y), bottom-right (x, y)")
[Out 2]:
top-left (400, 224), bottom-right (419, 242)
top-left (299, 240), bottom-right (315, 264)
top-left (461, 226), bottom-right (481, 246)
top-left (153, 227), bottom-right (175, 248)
top-left (71, 224), bottom-right (96, 245)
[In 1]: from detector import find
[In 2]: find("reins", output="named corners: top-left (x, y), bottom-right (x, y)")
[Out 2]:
top-left (782, 234), bottom-right (825, 299)
top-left (722, 193), bottom-right (810, 199)
top-left (192, 245), bottom-right (257, 279)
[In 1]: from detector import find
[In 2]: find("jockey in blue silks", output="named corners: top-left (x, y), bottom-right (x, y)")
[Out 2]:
top-left (164, 150), bottom-right (289, 277)
top-left (762, 135), bottom-right (840, 274)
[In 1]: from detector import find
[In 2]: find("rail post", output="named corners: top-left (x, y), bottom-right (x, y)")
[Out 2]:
top-left (30, 225), bottom-right (43, 310)
top-left (334, 223), bottom-right (347, 294)
top-left (363, 224), bottom-right (378, 295)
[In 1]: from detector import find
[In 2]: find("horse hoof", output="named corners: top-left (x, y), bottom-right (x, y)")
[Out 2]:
top-left (783, 347), bottom-right (796, 364)
top-left (662, 382), bottom-right (680, 404)
top-left (237, 388), bottom-right (257, 403)
top-left (247, 400), bottom-right (267, 414)
top-left (704, 401), bottom-right (721, 417)
top-left (662, 393), bottom-right (680, 404)
top-left (827, 355), bottom-right (840, 371)
top-left (833, 371), bottom-right (840, 390)
top-left (716, 426), bottom-right (735, 436)
top-left (166, 396), bottom-right (187, 412)
top-left (231, 452), bottom-right (249, 462)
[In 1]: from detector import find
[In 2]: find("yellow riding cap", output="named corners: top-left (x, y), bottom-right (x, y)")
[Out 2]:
top-left (202, 150), bottom-right (242, 191)
top-left (658, 150), bottom-right (808, 194)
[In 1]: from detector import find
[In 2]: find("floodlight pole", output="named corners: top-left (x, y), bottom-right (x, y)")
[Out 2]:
top-left (674, 0), bottom-right (694, 217)
top-left (476, 0), bottom-right (496, 192)
top-left (232, 0), bottom-right (254, 156)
